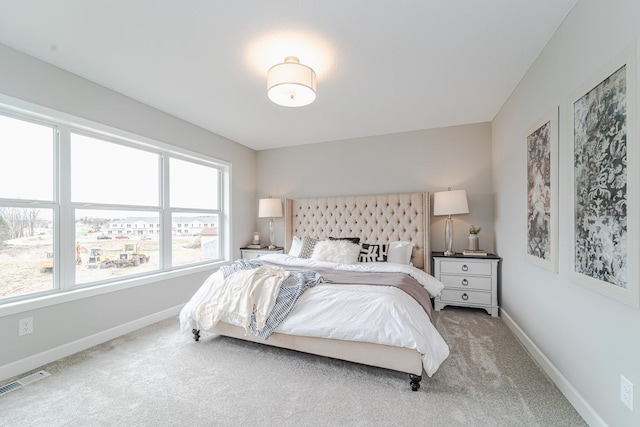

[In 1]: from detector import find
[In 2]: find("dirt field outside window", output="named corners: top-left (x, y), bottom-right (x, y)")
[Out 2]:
top-left (0, 234), bottom-right (207, 300)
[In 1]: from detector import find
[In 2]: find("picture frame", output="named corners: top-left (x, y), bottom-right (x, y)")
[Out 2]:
top-left (568, 41), bottom-right (640, 309)
top-left (525, 106), bottom-right (558, 272)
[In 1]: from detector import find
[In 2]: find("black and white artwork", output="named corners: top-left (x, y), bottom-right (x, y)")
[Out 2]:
top-left (573, 65), bottom-right (627, 288)
top-left (570, 42), bottom-right (639, 309)
top-left (525, 108), bottom-right (558, 272)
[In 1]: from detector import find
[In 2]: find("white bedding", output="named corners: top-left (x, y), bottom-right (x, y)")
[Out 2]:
top-left (179, 254), bottom-right (450, 376)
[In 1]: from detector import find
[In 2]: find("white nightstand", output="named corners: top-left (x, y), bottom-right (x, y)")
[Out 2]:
top-left (240, 247), bottom-right (284, 260)
top-left (432, 252), bottom-right (501, 317)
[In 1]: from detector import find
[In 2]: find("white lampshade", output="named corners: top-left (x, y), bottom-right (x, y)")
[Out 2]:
top-left (267, 56), bottom-right (317, 107)
top-left (258, 198), bottom-right (283, 218)
top-left (433, 190), bottom-right (469, 216)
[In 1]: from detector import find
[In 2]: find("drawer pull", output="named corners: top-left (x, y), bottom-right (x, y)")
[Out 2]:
top-left (461, 278), bottom-right (468, 286)
top-left (461, 264), bottom-right (469, 271)
top-left (461, 293), bottom-right (469, 301)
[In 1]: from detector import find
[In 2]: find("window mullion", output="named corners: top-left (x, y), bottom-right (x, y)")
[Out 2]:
top-left (161, 154), bottom-right (171, 268)
top-left (221, 166), bottom-right (230, 261)
top-left (57, 126), bottom-right (75, 291)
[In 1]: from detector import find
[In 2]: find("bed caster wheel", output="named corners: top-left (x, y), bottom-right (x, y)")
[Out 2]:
top-left (192, 329), bottom-right (201, 342)
top-left (409, 374), bottom-right (422, 391)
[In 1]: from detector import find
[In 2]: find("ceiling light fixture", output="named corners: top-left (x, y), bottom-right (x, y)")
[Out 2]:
top-left (267, 56), bottom-right (317, 107)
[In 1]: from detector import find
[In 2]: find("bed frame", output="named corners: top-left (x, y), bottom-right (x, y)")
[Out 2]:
top-left (192, 192), bottom-right (431, 391)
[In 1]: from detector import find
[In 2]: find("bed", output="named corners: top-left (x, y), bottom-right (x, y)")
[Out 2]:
top-left (179, 192), bottom-right (450, 391)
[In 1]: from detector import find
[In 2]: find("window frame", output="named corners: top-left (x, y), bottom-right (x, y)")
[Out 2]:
top-left (0, 95), bottom-right (231, 311)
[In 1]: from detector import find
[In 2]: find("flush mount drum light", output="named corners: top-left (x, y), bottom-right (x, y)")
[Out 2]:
top-left (267, 56), bottom-right (317, 107)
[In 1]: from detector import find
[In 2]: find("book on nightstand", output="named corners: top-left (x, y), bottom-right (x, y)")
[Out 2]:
top-left (246, 244), bottom-right (267, 249)
top-left (462, 249), bottom-right (487, 256)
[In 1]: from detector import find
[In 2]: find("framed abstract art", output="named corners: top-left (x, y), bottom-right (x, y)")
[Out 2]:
top-left (525, 107), bottom-right (558, 272)
top-left (569, 42), bottom-right (640, 309)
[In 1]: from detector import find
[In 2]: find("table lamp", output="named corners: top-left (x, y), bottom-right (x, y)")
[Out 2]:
top-left (433, 189), bottom-right (469, 256)
top-left (258, 197), bottom-right (283, 249)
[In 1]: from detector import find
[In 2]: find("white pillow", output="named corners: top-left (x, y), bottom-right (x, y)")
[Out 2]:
top-left (311, 240), bottom-right (361, 264)
top-left (387, 241), bottom-right (414, 265)
top-left (288, 236), bottom-right (302, 257)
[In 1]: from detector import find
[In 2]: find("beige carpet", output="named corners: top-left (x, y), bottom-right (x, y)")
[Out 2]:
top-left (0, 307), bottom-right (586, 426)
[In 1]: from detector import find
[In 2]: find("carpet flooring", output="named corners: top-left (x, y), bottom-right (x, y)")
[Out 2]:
top-left (0, 307), bottom-right (586, 426)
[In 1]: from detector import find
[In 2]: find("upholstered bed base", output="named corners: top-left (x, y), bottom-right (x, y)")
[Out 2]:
top-left (194, 322), bottom-right (424, 390)
top-left (193, 192), bottom-right (431, 391)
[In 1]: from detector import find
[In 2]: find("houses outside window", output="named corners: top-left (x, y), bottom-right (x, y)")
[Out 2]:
top-left (0, 102), bottom-right (229, 304)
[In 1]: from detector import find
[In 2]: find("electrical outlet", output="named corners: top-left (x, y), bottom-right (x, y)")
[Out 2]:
top-left (18, 317), bottom-right (33, 336)
top-left (621, 375), bottom-right (633, 411)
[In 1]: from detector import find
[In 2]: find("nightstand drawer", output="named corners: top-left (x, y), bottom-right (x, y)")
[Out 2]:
top-left (242, 251), bottom-right (263, 260)
top-left (240, 247), bottom-right (284, 260)
top-left (439, 274), bottom-right (492, 291)
top-left (440, 289), bottom-right (491, 306)
top-left (439, 260), bottom-right (492, 276)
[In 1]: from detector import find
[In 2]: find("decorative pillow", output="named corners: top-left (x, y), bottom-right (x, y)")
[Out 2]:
top-left (298, 236), bottom-right (319, 259)
top-left (387, 241), bottom-right (414, 265)
top-left (311, 240), bottom-right (361, 264)
top-left (358, 243), bottom-right (388, 262)
top-left (328, 236), bottom-right (361, 245)
top-left (288, 236), bottom-right (302, 257)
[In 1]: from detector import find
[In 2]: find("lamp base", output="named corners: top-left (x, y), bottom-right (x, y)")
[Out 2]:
top-left (444, 216), bottom-right (456, 257)
top-left (268, 218), bottom-right (276, 250)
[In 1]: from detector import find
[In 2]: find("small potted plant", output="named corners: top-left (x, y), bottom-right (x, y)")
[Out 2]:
top-left (468, 225), bottom-right (482, 250)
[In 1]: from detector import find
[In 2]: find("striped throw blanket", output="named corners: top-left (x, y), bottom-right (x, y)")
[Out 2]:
top-left (221, 259), bottom-right (324, 339)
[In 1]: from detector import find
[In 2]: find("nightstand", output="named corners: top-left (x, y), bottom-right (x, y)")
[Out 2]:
top-left (432, 252), bottom-right (501, 317)
top-left (240, 247), bottom-right (284, 260)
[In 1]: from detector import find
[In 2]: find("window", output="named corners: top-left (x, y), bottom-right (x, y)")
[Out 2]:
top-left (169, 157), bottom-right (222, 266)
top-left (70, 133), bottom-right (159, 206)
top-left (0, 115), bottom-right (56, 300)
top-left (0, 104), bottom-right (229, 304)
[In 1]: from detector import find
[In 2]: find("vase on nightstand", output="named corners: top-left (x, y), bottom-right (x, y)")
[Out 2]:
top-left (468, 234), bottom-right (479, 250)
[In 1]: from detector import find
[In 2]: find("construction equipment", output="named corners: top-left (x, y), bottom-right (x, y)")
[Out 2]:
top-left (115, 243), bottom-right (150, 267)
top-left (87, 248), bottom-right (113, 269)
top-left (39, 252), bottom-right (53, 273)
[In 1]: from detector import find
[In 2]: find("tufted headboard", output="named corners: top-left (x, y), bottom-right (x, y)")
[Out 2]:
top-left (284, 192), bottom-right (430, 272)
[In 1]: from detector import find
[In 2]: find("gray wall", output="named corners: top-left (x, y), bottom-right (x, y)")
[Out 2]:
top-left (256, 123), bottom-right (494, 255)
top-left (0, 43), bottom-right (257, 376)
top-left (492, 0), bottom-right (640, 426)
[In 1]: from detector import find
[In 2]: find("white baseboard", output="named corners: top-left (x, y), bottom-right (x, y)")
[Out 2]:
top-left (0, 305), bottom-right (183, 383)
top-left (501, 309), bottom-right (607, 427)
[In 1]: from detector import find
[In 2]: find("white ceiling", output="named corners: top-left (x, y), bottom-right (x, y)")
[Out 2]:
top-left (0, 1), bottom-right (577, 151)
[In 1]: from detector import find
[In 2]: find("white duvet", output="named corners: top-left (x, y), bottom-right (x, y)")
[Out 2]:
top-left (179, 254), bottom-right (450, 376)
